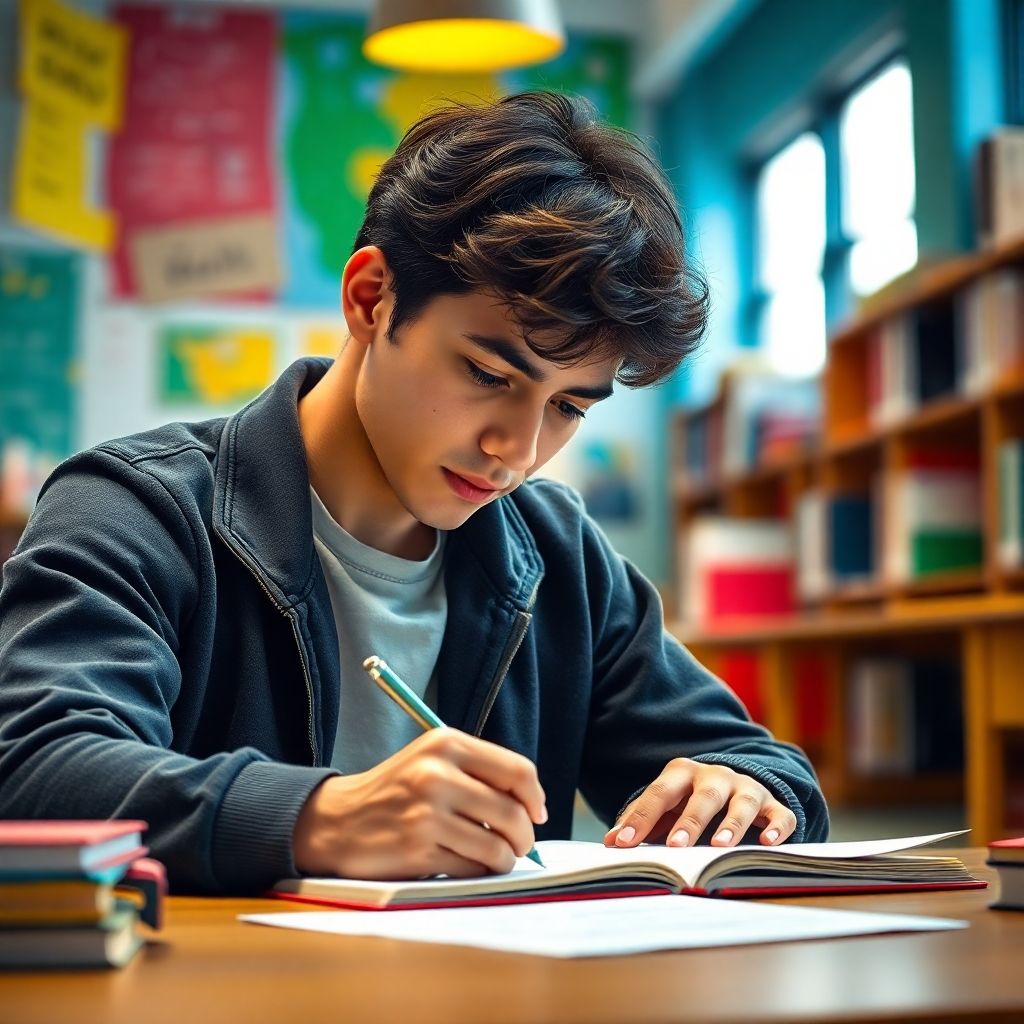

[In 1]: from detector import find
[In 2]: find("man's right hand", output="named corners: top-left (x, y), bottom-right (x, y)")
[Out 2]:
top-left (291, 728), bottom-right (547, 880)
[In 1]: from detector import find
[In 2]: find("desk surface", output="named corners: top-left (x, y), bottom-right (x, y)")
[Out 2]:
top-left (2, 849), bottom-right (1022, 1024)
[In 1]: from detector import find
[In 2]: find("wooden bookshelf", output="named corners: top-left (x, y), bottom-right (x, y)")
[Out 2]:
top-left (670, 241), bottom-right (1024, 844)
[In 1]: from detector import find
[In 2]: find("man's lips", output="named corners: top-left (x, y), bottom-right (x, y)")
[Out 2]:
top-left (442, 468), bottom-right (504, 503)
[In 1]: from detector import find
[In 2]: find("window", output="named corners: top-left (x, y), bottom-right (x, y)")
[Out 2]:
top-left (754, 58), bottom-right (916, 377)
top-left (840, 62), bottom-right (917, 297)
top-left (756, 133), bottom-right (827, 378)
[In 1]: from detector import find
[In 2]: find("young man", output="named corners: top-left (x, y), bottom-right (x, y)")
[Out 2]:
top-left (0, 92), bottom-right (827, 893)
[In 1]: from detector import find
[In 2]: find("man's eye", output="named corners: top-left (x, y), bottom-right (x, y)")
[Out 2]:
top-left (554, 400), bottom-right (586, 422)
top-left (464, 360), bottom-right (506, 388)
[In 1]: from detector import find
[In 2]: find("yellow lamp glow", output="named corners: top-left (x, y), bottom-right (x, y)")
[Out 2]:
top-left (364, 1), bottom-right (566, 73)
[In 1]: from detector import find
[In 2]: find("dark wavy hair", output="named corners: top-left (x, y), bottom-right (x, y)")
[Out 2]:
top-left (353, 91), bottom-right (708, 387)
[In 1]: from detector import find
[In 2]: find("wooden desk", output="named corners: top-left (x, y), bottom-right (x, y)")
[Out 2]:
top-left (2, 850), bottom-right (1021, 1024)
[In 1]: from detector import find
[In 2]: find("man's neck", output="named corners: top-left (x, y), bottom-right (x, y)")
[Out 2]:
top-left (297, 353), bottom-right (436, 561)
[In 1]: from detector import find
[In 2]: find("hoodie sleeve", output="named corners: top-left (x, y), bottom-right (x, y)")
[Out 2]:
top-left (0, 450), bottom-right (336, 893)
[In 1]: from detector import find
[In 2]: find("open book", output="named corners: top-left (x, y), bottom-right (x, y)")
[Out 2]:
top-left (270, 830), bottom-right (984, 910)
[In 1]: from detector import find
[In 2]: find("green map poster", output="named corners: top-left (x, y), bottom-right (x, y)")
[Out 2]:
top-left (279, 15), bottom-right (630, 308)
top-left (0, 247), bottom-right (78, 460)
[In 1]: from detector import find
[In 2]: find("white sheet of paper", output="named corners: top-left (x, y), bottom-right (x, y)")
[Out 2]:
top-left (240, 895), bottom-right (967, 958)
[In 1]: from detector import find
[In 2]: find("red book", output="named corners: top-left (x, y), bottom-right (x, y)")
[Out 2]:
top-left (795, 654), bottom-right (829, 744)
top-left (987, 837), bottom-right (1024, 865)
top-left (0, 820), bottom-right (146, 873)
top-left (903, 448), bottom-right (981, 471)
top-left (706, 566), bottom-right (794, 621)
top-left (718, 651), bottom-right (764, 724)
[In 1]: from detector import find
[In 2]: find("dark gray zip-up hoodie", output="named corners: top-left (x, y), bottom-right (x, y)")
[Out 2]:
top-left (0, 358), bottom-right (828, 893)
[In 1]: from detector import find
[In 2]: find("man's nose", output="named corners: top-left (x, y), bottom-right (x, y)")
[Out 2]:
top-left (479, 400), bottom-right (544, 472)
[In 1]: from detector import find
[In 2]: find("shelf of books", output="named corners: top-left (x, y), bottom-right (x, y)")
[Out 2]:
top-left (669, 242), bottom-right (1024, 845)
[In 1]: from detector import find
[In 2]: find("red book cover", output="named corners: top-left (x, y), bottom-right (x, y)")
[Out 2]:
top-left (0, 821), bottom-right (146, 846)
top-left (706, 566), bottom-right (794, 621)
top-left (903, 447), bottom-right (981, 471)
top-left (0, 821), bottom-right (146, 874)
top-left (795, 654), bottom-right (829, 744)
top-left (987, 837), bottom-right (1024, 864)
top-left (718, 651), bottom-right (764, 724)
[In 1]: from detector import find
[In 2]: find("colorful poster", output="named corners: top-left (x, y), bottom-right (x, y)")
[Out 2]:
top-left (158, 324), bottom-right (275, 406)
top-left (18, 0), bottom-right (127, 130)
top-left (12, 99), bottom-right (113, 249)
top-left (107, 6), bottom-right (278, 299)
top-left (13, 0), bottom-right (125, 250)
top-left (0, 247), bottom-right (79, 462)
top-left (279, 16), bottom-right (630, 309)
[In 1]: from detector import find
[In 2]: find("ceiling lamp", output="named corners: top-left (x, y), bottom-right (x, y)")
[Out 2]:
top-left (364, 0), bottom-right (566, 74)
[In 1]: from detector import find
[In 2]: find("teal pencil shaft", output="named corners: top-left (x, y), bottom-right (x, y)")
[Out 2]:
top-left (362, 655), bottom-right (545, 867)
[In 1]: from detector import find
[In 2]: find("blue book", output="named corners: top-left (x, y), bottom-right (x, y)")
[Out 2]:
top-left (828, 495), bottom-right (874, 581)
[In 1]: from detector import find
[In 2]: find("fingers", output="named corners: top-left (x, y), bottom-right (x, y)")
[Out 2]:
top-left (454, 773), bottom-right (538, 860)
top-left (604, 759), bottom-right (798, 850)
top-left (433, 814), bottom-right (520, 876)
top-left (445, 730), bottom-right (548, 826)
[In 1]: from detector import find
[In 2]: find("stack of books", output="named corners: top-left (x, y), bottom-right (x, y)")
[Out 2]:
top-left (0, 820), bottom-right (164, 969)
top-left (987, 837), bottom-right (1024, 910)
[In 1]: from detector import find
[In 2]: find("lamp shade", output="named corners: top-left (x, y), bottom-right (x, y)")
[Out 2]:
top-left (364, 0), bottom-right (566, 73)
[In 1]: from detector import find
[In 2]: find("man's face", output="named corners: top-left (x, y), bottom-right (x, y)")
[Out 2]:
top-left (354, 290), bottom-right (618, 531)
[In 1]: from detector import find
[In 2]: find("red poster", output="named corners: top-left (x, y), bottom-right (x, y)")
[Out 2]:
top-left (107, 6), bottom-right (277, 298)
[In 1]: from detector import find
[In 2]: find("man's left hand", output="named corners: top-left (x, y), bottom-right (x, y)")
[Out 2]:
top-left (602, 759), bottom-right (797, 849)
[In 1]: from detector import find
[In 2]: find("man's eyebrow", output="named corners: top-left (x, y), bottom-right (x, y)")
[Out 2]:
top-left (463, 332), bottom-right (615, 402)
top-left (464, 333), bottom-right (548, 382)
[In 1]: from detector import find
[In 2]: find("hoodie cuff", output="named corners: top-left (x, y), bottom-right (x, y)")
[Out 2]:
top-left (212, 759), bottom-right (339, 892)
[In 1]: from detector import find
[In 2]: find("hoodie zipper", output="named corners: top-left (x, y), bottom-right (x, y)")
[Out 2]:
top-left (221, 539), bottom-right (319, 766)
top-left (473, 582), bottom-right (540, 737)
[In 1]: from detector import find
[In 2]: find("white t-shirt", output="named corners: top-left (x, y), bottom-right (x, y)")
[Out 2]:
top-left (310, 487), bottom-right (447, 774)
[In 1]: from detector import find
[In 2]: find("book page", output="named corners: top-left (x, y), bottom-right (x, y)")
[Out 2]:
top-left (241, 894), bottom-right (966, 958)
top-left (532, 830), bottom-right (969, 889)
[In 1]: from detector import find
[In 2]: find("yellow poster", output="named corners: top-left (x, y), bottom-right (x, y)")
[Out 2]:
top-left (160, 325), bottom-right (276, 406)
top-left (11, 98), bottom-right (113, 250)
top-left (18, 0), bottom-right (127, 130)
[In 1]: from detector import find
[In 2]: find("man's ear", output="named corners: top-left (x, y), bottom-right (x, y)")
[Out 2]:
top-left (341, 246), bottom-right (390, 345)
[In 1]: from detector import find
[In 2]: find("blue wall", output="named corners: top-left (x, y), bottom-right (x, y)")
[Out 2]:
top-left (656, 0), bottom-right (1005, 406)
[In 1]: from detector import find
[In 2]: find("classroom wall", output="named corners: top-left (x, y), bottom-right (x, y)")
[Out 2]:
top-left (657, 0), bottom-right (1005, 405)
top-left (0, 2), bottom-right (674, 585)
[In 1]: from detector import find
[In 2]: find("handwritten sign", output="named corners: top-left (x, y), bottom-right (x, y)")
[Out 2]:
top-left (18, 0), bottom-right (127, 130)
top-left (129, 214), bottom-right (280, 303)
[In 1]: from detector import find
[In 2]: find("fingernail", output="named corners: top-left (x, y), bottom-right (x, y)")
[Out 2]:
top-left (615, 825), bottom-right (636, 845)
top-left (714, 828), bottom-right (733, 844)
top-left (765, 829), bottom-right (780, 843)
top-left (668, 829), bottom-right (690, 847)
top-left (538, 806), bottom-right (548, 824)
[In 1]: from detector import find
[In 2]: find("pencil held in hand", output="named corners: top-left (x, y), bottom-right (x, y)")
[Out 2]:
top-left (362, 655), bottom-right (545, 867)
